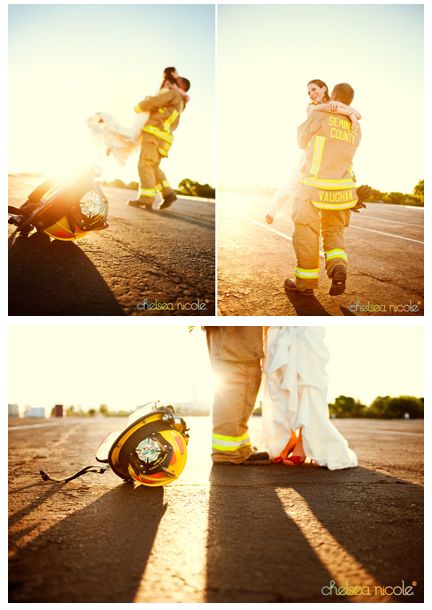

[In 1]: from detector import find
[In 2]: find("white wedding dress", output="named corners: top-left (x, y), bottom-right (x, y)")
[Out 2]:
top-left (86, 111), bottom-right (149, 164)
top-left (261, 327), bottom-right (358, 470)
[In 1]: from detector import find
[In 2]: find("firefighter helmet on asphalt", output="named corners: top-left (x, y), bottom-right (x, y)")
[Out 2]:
top-left (11, 171), bottom-right (109, 241)
top-left (39, 403), bottom-right (189, 487)
top-left (96, 403), bottom-right (189, 487)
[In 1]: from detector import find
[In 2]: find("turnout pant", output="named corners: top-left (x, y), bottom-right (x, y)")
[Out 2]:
top-left (137, 137), bottom-right (175, 205)
top-left (206, 327), bottom-right (263, 464)
top-left (292, 196), bottom-right (351, 289)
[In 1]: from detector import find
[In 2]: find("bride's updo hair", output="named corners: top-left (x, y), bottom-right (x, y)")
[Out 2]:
top-left (307, 79), bottom-right (330, 103)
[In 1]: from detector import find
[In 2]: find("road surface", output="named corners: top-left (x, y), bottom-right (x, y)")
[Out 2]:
top-left (8, 175), bottom-right (215, 315)
top-left (9, 417), bottom-right (424, 602)
top-left (218, 193), bottom-right (424, 316)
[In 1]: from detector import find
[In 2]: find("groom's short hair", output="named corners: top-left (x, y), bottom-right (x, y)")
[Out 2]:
top-left (331, 83), bottom-right (354, 105)
top-left (178, 77), bottom-right (191, 92)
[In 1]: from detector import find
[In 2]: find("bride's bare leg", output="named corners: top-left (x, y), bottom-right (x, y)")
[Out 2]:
top-left (284, 428), bottom-right (306, 465)
top-left (291, 428), bottom-right (306, 459)
top-left (278, 429), bottom-right (298, 460)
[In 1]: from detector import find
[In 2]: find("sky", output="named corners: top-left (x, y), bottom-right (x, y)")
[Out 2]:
top-left (8, 4), bottom-right (215, 187)
top-left (8, 326), bottom-right (423, 414)
top-left (218, 4), bottom-right (424, 194)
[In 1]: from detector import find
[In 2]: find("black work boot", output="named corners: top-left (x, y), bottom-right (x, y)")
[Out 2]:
top-left (284, 278), bottom-right (314, 297)
top-left (329, 265), bottom-right (347, 296)
top-left (241, 451), bottom-right (272, 465)
top-left (159, 192), bottom-right (177, 210)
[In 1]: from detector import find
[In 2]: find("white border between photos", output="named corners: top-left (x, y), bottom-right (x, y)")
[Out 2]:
top-left (2, 0), bottom-right (430, 607)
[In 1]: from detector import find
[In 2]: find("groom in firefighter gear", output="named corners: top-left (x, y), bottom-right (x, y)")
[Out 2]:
top-left (205, 326), bottom-right (271, 465)
top-left (129, 71), bottom-right (190, 210)
top-left (285, 82), bottom-right (362, 297)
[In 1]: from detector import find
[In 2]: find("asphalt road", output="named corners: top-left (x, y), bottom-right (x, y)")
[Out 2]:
top-left (8, 175), bottom-right (215, 316)
top-left (9, 417), bottom-right (424, 603)
top-left (218, 193), bottom-right (424, 316)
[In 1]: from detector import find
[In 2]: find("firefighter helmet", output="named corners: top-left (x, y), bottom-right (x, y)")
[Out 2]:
top-left (14, 172), bottom-right (108, 241)
top-left (96, 404), bottom-right (189, 487)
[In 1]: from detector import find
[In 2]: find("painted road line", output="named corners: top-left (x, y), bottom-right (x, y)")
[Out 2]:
top-left (354, 216), bottom-right (423, 229)
top-left (242, 216), bottom-right (326, 259)
top-left (346, 428), bottom-right (423, 437)
top-left (9, 422), bottom-right (76, 431)
top-left (348, 225), bottom-right (423, 244)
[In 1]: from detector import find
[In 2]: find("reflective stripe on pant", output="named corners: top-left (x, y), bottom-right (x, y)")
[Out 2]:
top-left (138, 138), bottom-right (174, 204)
top-left (321, 208), bottom-right (350, 276)
top-left (207, 327), bottom-right (263, 464)
top-left (292, 197), bottom-right (350, 287)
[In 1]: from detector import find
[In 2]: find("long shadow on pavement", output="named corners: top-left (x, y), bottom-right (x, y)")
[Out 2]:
top-left (9, 484), bottom-right (166, 602)
top-left (130, 206), bottom-right (215, 231)
top-left (285, 292), bottom-right (331, 316)
top-left (161, 210), bottom-right (215, 231)
top-left (206, 465), bottom-right (423, 602)
top-left (8, 231), bottom-right (124, 315)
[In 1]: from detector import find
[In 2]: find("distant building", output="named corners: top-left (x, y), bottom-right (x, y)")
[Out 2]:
top-left (50, 404), bottom-right (64, 418)
top-left (26, 407), bottom-right (46, 418)
top-left (8, 404), bottom-right (19, 418)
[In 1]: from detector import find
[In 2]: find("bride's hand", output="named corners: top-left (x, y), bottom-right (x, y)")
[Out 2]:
top-left (328, 101), bottom-right (340, 113)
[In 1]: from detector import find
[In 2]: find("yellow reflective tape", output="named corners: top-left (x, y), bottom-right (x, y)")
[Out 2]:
top-left (163, 109), bottom-right (179, 133)
top-left (139, 188), bottom-right (156, 197)
top-left (295, 267), bottom-right (320, 279)
top-left (155, 183), bottom-right (163, 192)
top-left (162, 180), bottom-right (170, 188)
top-left (312, 200), bottom-right (357, 210)
top-left (212, 442), bottom-right (252, 452)
top-left (158, 108), bottom-right (166, 114)
top-left (142, 125), bottom-right (174, 144)
top-left (212, 431), bottom-right (250, 443)
top-left (310, 136), bottom-right (325, 176)
top-left (325, 249), bottom-right (348, 262)
top-left (134, 104), bottom-right (143, 113)
top-left (301, 177), bottom-right (356, 190)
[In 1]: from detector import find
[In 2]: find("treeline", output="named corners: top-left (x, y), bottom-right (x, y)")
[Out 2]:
top-left (175, 179), bottom-right (215, 199)
top-left (99, 178), bottom-right (215, 199)
top-left (329, 395), bottom-right (424, 419)
top-left (365, 180), bottom-right (423, 207)
top-left (65, 405), bottom-right (130, 417)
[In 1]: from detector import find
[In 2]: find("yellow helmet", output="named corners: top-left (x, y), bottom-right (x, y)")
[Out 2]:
top-left (97, 404), bottom-right (189, 487)
top-left (14, 172), bottom-right (108, 241)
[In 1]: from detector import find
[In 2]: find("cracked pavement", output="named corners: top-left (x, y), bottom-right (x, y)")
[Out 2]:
top-left (9, 417), bottom-right (423, 602)
top-left (8, 175), bottom-right (215, 316)
top-left (217, 193), bottom-right (423, 316)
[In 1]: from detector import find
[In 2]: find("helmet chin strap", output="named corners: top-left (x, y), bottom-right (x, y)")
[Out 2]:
top-left (40, 464), bottom-right (109, 483)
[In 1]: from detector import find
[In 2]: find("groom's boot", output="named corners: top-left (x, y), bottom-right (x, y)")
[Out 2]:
top-left (241, 451), bottom-right (271, 465)
top-left (284, 278), bottom-right (314, 297)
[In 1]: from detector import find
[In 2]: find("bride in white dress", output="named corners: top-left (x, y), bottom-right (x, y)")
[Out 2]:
top-left (261, 326), bottom-right (358, 470)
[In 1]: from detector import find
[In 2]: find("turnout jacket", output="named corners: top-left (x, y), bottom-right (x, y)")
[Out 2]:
top-left (135, 88), bottom-right (185, 157)
top-left (297, 110), bottom-right (361, 210)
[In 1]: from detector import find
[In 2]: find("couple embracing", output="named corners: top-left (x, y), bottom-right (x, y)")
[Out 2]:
top-left (266, 79), bottom-right (369, 297)
top-left (207, 326), bottom-right (357, 470)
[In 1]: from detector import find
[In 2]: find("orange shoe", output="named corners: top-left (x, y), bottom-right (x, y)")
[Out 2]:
top-left (273, 430), bottom-right (298, 464)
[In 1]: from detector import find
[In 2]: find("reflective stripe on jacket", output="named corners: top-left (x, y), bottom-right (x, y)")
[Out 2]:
top-left (135, 88), bottom-right (185, 157)
top-left (297, 110), bottom-right (361, 210)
